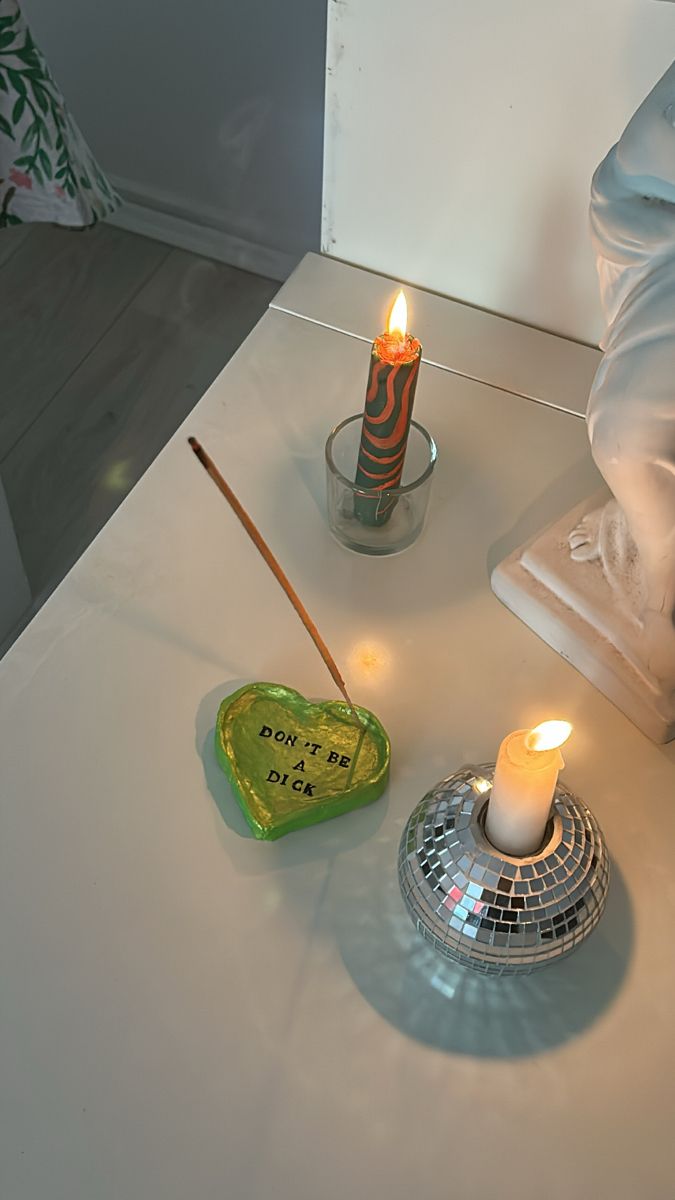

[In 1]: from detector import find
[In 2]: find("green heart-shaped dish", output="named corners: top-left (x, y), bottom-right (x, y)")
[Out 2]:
top-left (215, 682), bottom-right (390, 839)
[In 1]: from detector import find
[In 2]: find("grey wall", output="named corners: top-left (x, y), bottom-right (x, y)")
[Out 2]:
top-left (24, 0), bottom-right (326, 275)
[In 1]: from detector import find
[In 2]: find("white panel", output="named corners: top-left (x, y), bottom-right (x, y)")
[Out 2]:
top-left (323, 0), bottom-right (675, 343)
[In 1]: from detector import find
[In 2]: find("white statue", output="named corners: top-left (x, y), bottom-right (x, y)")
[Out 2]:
top-left (571, 60), bottom-right (675, 685)
top-left (492, 61), bottom-right (675, 742)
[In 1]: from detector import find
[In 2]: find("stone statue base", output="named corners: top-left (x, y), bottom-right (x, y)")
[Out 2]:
top-left (491, 489), bottom-right (675, 743)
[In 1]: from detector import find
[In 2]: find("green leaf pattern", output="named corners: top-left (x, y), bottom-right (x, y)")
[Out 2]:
top-left (0, 0), bottom-right (120, 229)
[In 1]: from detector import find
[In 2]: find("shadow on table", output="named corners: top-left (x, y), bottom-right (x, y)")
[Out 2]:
top-left (195, 681), bottom-right (390, 872)
top-left (487, 453), bottom-right (601, 576)
top-left (327, 815), bottom-right (633, 1060)
top-left (196, 681), bottom-right (632, 1057)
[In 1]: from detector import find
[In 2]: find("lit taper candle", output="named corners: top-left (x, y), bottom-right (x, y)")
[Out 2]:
top-left (485, 721), bottom-right (572, 856)
top-left (354, 290), bottom-right (422, 526)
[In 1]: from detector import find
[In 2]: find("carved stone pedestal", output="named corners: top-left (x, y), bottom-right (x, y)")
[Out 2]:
top-left (491, 490), bottom-right (675, 743)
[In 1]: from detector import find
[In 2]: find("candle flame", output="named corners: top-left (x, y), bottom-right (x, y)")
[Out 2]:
top-left (525, 720), bottom-right (573, 752)
top-left (387, 290), bottom-right (407, 338)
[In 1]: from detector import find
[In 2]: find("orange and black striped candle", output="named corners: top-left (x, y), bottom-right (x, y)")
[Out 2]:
top-left (354, 291), bottom-right (422, 526)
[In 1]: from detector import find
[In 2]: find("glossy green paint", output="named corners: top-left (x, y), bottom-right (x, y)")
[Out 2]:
top-left (215, 682), bottom-right (390, 840)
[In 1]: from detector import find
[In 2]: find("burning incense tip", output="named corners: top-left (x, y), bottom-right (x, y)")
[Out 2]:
top-left (188, 436), bottom-right (207, 464)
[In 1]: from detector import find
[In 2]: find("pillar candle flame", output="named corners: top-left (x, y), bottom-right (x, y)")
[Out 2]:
top-left (525, 720), bottom-right (573, 753)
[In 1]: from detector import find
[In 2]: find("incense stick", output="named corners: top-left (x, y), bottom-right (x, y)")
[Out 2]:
top-left (188, 436), bottom-right (359, 717)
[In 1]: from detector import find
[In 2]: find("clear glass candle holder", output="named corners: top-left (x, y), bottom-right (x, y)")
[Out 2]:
top-left (325, 414), bottom-right (437, 555)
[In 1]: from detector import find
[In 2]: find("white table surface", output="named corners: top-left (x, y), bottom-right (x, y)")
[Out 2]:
top-left (2, 259), bottom-right (674, 1199)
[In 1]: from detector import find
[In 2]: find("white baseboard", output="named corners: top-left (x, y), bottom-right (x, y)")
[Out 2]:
top-left (105, 176), bottom-right (297, 282)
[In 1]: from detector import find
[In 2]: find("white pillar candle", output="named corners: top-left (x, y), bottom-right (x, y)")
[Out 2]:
top-left (485, 721), bottom-right (572, 857)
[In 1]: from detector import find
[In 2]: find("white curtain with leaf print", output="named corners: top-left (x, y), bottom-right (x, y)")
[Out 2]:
top-left (0, 0), bottom-right (119, 229)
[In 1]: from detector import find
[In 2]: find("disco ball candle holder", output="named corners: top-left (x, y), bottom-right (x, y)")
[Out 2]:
top-left (398, 764), bottom-right (610, 976)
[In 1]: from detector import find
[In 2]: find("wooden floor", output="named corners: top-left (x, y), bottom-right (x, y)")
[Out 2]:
top-left (0, 223), bottom-right (278, 642)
